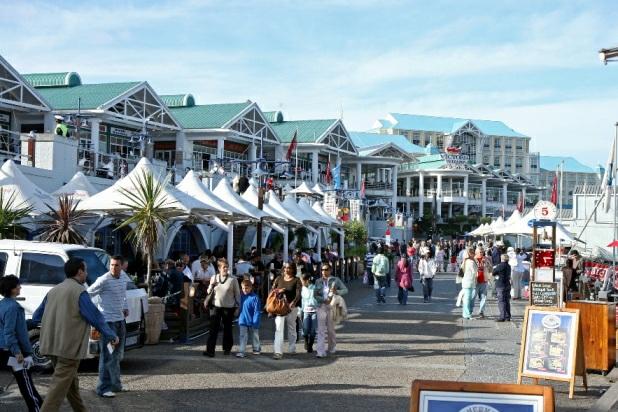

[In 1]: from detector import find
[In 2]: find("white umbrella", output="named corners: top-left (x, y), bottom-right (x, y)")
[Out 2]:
top-left (289, 182), bottom-right (316, 196)
top-left (52, 171), bottom-right (98, 200)
top-left (212, 178), bottom-right (267, 220)
top-left (0, 160), bottom-right (57, 214)
top-left (77, 157), bottom-right (214, 217)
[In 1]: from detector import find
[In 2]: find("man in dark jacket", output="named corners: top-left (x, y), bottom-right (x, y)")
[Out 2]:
top-left (492, 254), bottom-right (511, 322)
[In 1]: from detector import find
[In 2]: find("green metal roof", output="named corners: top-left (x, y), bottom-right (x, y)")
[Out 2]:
top-left (32, 82), bottom-right (141, 110)
top-left (263, 110), bottom-right (284, 123)
top-left (169, 102), bottom-right (251, 129)
top-left (160, 94), bottom-right (195, 108)
top-left (22, 72), bottom-right (82, 88)
top-left (270, 119), bottom-right (336, 143)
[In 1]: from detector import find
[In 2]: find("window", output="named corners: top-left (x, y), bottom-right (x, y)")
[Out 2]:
top-left (412, 132), bottom-right (421, 145)
top-left (0, 252), bottom-right (7, 276)
top-left (67, 249), bottom-right (110, 286)
top-left (19, 253), bottom-right (65, 285)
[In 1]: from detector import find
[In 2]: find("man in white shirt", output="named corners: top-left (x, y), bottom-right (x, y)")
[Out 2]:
top-left (194, 257), bottom-right (215, 283)
top-left (235, 254), bottom-right (254, 278)
top-left (180, 253), bottom-right (193, 282)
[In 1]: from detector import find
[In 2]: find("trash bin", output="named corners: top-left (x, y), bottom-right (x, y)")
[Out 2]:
top-left (145, 297), bottom-right (165, 345)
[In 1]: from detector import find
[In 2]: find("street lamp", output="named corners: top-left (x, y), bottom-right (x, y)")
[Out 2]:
top-left (599, 46), bottom-right (618, 65)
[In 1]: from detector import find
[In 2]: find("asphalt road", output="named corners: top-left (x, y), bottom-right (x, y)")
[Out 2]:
top-left (0, 273), bottom-right (612, 411)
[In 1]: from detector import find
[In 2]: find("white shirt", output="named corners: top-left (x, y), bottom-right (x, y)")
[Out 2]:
top-left (195, 263), bottom-right (215, 281)
top-left (183, 266), bottom-right (193, 282)
top-left (235, 261), bottom-right (253, 277)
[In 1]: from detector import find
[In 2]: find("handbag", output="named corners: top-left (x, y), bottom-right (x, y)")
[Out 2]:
top-left (203, 289), bottom-right (215, 310)
top-left (266, 289), bottom-right (291, 316)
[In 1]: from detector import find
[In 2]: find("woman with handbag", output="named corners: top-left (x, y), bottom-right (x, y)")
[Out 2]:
top-left (203, 258), bottom-right (240, 358)
top-left (271, 262), bottom-right (302, 360)
top-left (395, 255), bottom-right (413, 305)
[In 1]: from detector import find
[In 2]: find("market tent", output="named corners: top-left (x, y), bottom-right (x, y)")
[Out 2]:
top-left (289, 181), bottom-right (316, 196)
top-left (282, 195), bottom-right (321, 225)
top-left (212, 178), bottom-right (267, 221)
top-left (488, 216), bottom-right (505, 234)
top-left (311, 201), bottom-right (340, 226)
top-left (176, 171), bottom-right (248, 220)
top-left (298, 197), bottom-right (333, 226)
top-left (311, 183), bottom-right (325, 197)
top-left (240, 184), bottom-right (287, 223)
top-left (266, 190), bottom-right (304, 225)
top-left (52, 171), bottom-right (98, 200)
top-left (77, 157), bottom-right (214, 217)
top-left (494, 211), bottom-right (577, 242)
top-left (0, 160), bottom-right (57, 214)
top-left (504, 210), bottom-right (522, 227)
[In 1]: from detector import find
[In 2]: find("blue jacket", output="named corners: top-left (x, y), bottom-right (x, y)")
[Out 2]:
top-left (314, 276), bottom-right (348, 304)
top-left (301, 284), bottom-right (319, 314)
top-left (238, 293), bottom-right (261, 328)
top-left (0, 297), bottom-right (33, 356)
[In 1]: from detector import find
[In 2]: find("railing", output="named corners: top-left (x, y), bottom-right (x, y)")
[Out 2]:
top-left (77, 147), bottom-right (140, 180)
top-left (1, 128), bottom-right (32, 165)
top-left (365, 182), bottom-right (393, 191)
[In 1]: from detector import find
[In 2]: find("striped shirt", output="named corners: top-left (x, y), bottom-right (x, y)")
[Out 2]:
top-left (87, 272), bottom-right (129, 322)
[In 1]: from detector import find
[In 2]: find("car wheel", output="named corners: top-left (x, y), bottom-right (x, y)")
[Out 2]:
top-left (28, 329), bottom-right (53, 372)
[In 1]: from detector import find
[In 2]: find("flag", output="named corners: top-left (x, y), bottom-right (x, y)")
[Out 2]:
top-left (516, 191), bottom-right (524, 213)
top-left (285, 130), bottom-right (297, 161)
top-left (325, 159), bottom-right (332, 185)
top-left (550, 172), bottom-right (558, 205)
top-left (602, 135), bottom-right (616, 212)
top-left (332, 163), bottom-right (341, 189)
top-left (360, 179), bottom-right (366, 199)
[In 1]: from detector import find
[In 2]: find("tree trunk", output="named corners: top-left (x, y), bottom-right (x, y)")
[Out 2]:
top-left (146, 252), bottom-right (153, 298)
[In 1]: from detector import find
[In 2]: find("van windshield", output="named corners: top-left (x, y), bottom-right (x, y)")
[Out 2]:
top-left (67, 249), bottom-right (110, 285)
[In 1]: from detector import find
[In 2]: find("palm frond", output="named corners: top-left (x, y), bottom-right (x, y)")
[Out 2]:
top-left (0, 191), bottom-right (34, 240)
top-left (40, 194), bottom-right (88, 244)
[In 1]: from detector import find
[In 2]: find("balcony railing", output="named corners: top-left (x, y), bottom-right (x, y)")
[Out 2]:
top-left (77, 148), bottom-right (140, 180)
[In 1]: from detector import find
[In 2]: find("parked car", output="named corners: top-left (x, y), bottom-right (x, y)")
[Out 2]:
top-left (0, 240), bottom-right (148, 370)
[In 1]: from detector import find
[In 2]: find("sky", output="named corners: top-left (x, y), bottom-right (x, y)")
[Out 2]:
top-left (2, 0), bottom-right (618, 168)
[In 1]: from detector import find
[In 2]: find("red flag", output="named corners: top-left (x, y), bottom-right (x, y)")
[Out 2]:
top-left (285, 130), bottom-right (297, 161)
top-left (516, 191), bottom-right (523, 212)
top-left (325, 159), bottom-right (332, 184)
top-left (550, 172), bottom-right (558, 205)
top-left (360, 179), bottom-right (366, 199)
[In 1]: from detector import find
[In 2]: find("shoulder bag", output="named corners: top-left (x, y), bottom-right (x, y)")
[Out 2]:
top-left (266, 289), bottom-right (291, 316)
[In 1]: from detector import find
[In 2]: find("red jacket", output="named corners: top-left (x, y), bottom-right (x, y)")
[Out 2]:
top-left (396, 260), bottom-right (413, 289)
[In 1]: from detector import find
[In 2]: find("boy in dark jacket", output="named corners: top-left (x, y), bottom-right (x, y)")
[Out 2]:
top-left (236, 280), bottom-right (261, 357)
top-left (492, 254), bottom-right (512, 322)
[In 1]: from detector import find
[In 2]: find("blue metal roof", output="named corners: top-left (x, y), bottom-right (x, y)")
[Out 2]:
top-left (384, 113), bottom-right (528, 138)
top-left (540, 156), bottom-right (596, 174)
top-left (349, 131), bottom-right (425, 154)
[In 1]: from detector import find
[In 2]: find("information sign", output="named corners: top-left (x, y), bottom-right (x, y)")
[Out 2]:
top-left (529, 282), bottom-right (559, 307)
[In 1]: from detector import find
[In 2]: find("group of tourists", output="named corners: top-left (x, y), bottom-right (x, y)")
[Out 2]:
top-left (0, 255), bottom-right (129, 411)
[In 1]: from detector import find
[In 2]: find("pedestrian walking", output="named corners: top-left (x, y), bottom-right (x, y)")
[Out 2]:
top-left (395, 255), bottom-right (413, 305)
top-left (507, 247), bottom-right (520, 299)
top-left (435, 246), bottom-right (445, 273)
top-left (371, 245), bottom-right (389, 304)
top-left (203, 258), bottom-right (240, 358)
top-left (236, 279), bottom-right (261, 358)
top-left (32, 258), bottom-right (118, 412)
top-left (87, 256), bottom-right (129, 398)
top-left (493, 254), bottom-right (512, 322)
top-left (300, 273), bottom-right (318, 353)
top-left (0, 275), bottom-right (43, 411)
top-left (271, 262), bottom-right (302, 360)
top-left (474, 248), bottom-right (488, 318)
top-left (418, 251), bottom-right (437, 303)
top-left (314, 263), bottom-right (348, 358)
top-left (460, 248), bottom-right (478, 320)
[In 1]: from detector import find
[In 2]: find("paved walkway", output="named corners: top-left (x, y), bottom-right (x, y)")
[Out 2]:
top-left (0, 273), bottom-right (612, 411)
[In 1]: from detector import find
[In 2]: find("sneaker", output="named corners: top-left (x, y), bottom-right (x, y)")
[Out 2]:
top-left (202, 351), bottom-right (215, 357)
top-left (273, 353), bottom-right (283, 360)
top-left (316, 353), bottom-right (327, 358)
top-left (478, 313), bottom-right (485, 319)
top-left (252, 351), bottom-right (261, 355)
top-left (101, 391), bottom-right (115, 398)
top-left (113, 386), bottom-right (128, 393)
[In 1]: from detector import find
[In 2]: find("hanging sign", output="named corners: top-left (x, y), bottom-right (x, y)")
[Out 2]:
top-left (533, 201), bottom-right (557, 221)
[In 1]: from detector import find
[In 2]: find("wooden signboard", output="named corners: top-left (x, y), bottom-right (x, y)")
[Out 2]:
top-left (410, 380), bottom-right (554, 412)
top-left (517, 307), bottom-right (587, 399)
top-left (530, 282), bottom-right (559, 307)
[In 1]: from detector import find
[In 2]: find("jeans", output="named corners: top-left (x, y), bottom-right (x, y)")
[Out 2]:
top-left (397, 287), bottom-right (409, 304)
top-left (421, 277), bottom-right (434, 302)
top-left (462, 287), bottom-right (475, 319)
top-left (274, 307), bottom-right (298, 355)
top-left (496, 287), bottom-right (511, 320)
top-left (238, 326), bottom-right (261, 354)
top-left (206, 307), bottom-right (235, 355)
top-left (476, 282), bottom-right (488, 315)
top-left (97, 320), bottom-right (126, 395)
top-left (374, 275), bottom-right (387, 302)
top-left (303, 311), bottom-right (317, 338)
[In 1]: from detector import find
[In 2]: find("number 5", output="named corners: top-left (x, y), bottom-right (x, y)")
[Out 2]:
top-left (541, 207), bottom-right (548, 216)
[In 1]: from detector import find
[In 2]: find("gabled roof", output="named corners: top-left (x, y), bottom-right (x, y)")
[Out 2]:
top-left (349, 131), bottom-right (424, 154)
top-left (170, 102), bottom-right (252, 129)
top-left (270, 119), bottom-right (336, 143)
top-left (262, 111), bottom-right (284, 123)
top-left (22, 72), bottom-right (82, 88)
top-left (30, 82), bottom-right (141, 110)
top-left (376, 113), bottom-right (528, 138)
top-left (160, 94), bottom-right (195, 108)
top-left (0, 55), bottom-right (51, 112)
top-left (540, 156), bottom-right (596, 174)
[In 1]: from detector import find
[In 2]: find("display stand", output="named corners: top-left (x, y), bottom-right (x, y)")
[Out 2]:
top-left (517, 306), bottom-right (587, 399)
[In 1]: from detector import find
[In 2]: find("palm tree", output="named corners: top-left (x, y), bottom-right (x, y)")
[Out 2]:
top-left (117, 171), bottom-right (175, 296)
top-left (41, 194), bottom-right (87, 244)
top-left (0, 191), bottom-right (34, 239)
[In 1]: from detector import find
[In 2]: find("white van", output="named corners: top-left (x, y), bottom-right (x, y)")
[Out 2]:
top-left (0, 240), bottom-right (148, 369)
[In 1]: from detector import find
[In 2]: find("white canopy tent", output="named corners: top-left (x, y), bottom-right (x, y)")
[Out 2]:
top-left (52, 171), bottom-right (99, 200)
top-left (493, 211), bottom-right (577, 242)
top-left (289, 182), bottom-right (316, 196)
top-left (241, 185), bottom-right (287, 224)
top-left (488, 216), bottom-right (505, 234)
top-left (311, 183), bottom-right (325, 197)
top-left (312, 201), bottom-right (340, 226)
top-left (0, 160), bottom-right (57, 215)
top-left (212, 178), bottom-right (267, 221)
top-left (504, 210), bottom-right (522, 227)
top-left (298, 198), bottom-right (333, 226)
top-left (266, 190), bottom-right (303, 262)
top-left (282, 195), bottom-right (321, 225)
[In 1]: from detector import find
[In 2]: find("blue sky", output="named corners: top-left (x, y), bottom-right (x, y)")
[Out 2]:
top-left (2, 0), bottom-right (618, 168)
